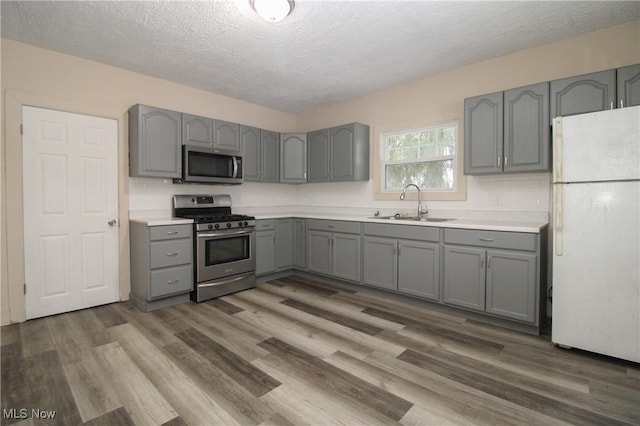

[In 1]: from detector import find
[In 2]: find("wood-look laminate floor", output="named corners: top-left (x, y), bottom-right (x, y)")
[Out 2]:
top-left (2, 274), bottom-right (639, 425)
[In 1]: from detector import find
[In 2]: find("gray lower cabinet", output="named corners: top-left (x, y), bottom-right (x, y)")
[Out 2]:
top-left (617, 64), bottom-right (640, 108)
top-left (129, 104), bottom-right (182, 178)
top-left (443, 228), bottom-right (541, 324)
top-left (256, 220), bottom-right (276, 276)
top-left (307, 123), bottom-right (369, 182)
top-left (241, 127), bottom-right (280, 182)
top-left (550, 69), bottom-right (616, 118)
top-left (276, 218), bottom-right (294, 269)
top-left (129, 222), bottom-right (193, 311)
top-left (280, 133), bottom-right (307, 183)
top-left (363, 223), bottom-right (439, 300)
top-left (293, 218), bottom-right (306, 269)
top-left (182, 113), bottom-right (240, 151)
top-left (307, 219), bottom-right (361, 282)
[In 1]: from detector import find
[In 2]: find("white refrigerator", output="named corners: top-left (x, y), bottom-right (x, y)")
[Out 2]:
top-left (551, 105), bottom-right (640, 363)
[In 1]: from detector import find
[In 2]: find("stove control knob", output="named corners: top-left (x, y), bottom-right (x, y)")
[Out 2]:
top-left (208, 224), bottom-right (213, 230)
top-left (226, 223), bottom-right (232, 228)
top-left (244, 221), bottom-right (248, 227)
top-left (238, 221), bottom-right (243, 227)
top-left (214, 223), bottom-right (220, 229)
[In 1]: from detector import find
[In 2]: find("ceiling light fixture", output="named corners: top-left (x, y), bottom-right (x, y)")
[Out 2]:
top-left (251, 0), bottom-right (294, 23)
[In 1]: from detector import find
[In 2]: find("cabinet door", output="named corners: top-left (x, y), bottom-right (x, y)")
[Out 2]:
top-left (241, 125), bottom-right (261, 182)
top-left (307, 230), bottom-right (332, 275)
top-left (362, 236), bottom-right (397, 291)
top-left (464, 92), bottom-right (503, 175)
top-left (307, 129), bottom-right (330, 182)
top-left (276, 219), bottom-right (294, 270)
top-left (182, 113), bottom-right (213, 147)
top-left (485, 250), bottom-right (537, 323)
top-left (550, 69), bottom-right (616, 118)
top-left (330, 124), bottom-right (355, 181)
top-left (129, 105), bottom-right (181, 178)
top-left (280, 133), bottom-right (307, 183)
top-left (398, 240), bottom-right (439, 301)
top-left (332, 233), bottom-right (361, 282)
top-left (213, 119), bottom-right (241, 152)
top-left (504, 82), bottom-right (550, 173)
top-left (293, 218), bottom-right (306, 269)
top-left (443, 246), bottom-right (486, 311)
top-left (256, 230), bottom-right (276, 276)
top-left (617, 64), bottom-right (640, 108)
top-left (261, 130), bottom-right (280, 183)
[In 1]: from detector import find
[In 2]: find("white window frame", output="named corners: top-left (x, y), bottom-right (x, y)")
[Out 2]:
top-left (373, 119), bottom-right (467, 202)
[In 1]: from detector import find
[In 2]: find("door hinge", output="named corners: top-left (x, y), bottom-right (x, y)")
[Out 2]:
top-left (20, 124), bottom-right (24, 135)
top-left (24, 283), bottom-right (26, 294)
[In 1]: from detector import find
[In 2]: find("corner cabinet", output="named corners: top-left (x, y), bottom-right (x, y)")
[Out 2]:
top-left (443, 228), bottom-right (544, 325)
top-left (550, 69), bottom-right (616, 118)
top-left (129, 104), bottom-right (182, 178)
top-left (617, 64), bottom-right (640, 108)
top-left (293, 218), bottom-right (307, 269)
top-left (307, 123), bottom-right (370, 182)
top-left (129, 222), bottom-right (193, 311)
top-left (307, 219), bottom-right (361, 282)
top-left (256, 218), bottom-right (295, 275)
top-left (241, 125), bottom-right (261, 182)
top-left (280, 133), bottom-right (307, 183)
top-left (464, 82), bottom-right (549, 175)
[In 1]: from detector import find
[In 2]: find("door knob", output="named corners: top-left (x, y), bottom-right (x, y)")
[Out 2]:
top-left (108, 219), bottom-right (117, 226)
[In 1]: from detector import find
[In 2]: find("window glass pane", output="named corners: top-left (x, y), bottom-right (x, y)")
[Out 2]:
top-left (385, 160), bottom-right (454, 190)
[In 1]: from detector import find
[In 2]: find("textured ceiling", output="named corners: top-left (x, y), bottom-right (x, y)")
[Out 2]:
top-left (1, 1), bottom-right (638, 114)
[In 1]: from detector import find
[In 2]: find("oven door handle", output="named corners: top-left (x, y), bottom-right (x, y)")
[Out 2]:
top-left (197, 230), bottom-right (254, 238)
top-left (198, 274), bottom-right (251, 288)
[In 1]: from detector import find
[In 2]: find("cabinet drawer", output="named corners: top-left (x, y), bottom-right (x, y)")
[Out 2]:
top-left (150, 265), bottom-right (193, 298)
top-left (149, 224), bottom-right (192, 241)
top-left (363, 223), bottom-right (439, 242)
top-left (256, 219), bottom-right (277, 231)
top-left (150, 239), bottom-right (192, 269)
top-left (444, 228), bottom-right (536, 251)
top-left (306, 219), bottom-right (361, 234)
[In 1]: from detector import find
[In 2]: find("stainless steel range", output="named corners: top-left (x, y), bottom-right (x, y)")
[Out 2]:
top-left (173, 194), bottom-right (256, 302)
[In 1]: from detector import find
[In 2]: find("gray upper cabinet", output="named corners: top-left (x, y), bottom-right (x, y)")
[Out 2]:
top-left (261, 130), bottom-right (280, 183)
top-left (241, 125), bottom-right (261, 182)
top-left (182, 113), bottom-right (213, 147)
top-left (464, 92), bottom-right (503, 175)
top-left (214, 119), bottom-right (241, 152)
top-left (280, 133), bottom-right (307, 183)
top-left (129, 104), bottom-right (182, 178)
top-left (330, 123), bottom-right (370, 181)
top-left (307, 129), bottom-right (330, 182)
top-left (182, 114), bottom-right (240, 152)
top-left (503, 82), bottom-right (550, 173)
top-left (443, 245), bottom-right (486, 312)
top-left (617, 64), bottom-right (640, 108)
top-left (550, 69), bottom-right (616, 118)
top-left (244, 127), bottom-right (280, 183)
top-left (307, 123), bottom-right (369, 182)
top-left (293, 218), bottom-right (306, 269)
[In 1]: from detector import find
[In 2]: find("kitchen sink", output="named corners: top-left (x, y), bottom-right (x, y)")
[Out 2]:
top-left (369, 215), bottom-right (455, 222)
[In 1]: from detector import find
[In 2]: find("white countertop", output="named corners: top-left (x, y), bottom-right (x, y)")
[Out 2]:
top-left (129, 217), bottom-right (194, 226)
top-left (252, 213), bottom-right (548, 233)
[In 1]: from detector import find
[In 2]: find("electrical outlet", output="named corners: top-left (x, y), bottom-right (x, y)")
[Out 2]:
top-left (488, 192), bottom-right (503, 206)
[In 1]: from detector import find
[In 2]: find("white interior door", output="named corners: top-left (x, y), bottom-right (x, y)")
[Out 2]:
top-left (23, 106), bottom-right (119, 319)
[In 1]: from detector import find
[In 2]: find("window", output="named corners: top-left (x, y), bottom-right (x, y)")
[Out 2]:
top-left (382, 122), bottom-right (457, 191)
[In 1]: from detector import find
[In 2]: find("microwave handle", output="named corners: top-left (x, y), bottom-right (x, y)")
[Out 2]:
top-left (232, 157), bottom-right (238, 178)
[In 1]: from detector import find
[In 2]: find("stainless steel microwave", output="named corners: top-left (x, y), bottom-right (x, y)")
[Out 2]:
top-left (174, 144), bottom-right (243, 184)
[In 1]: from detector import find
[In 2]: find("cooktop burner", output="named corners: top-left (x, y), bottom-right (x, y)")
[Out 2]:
top-left (172, 194), bottom-right (256, 231)
top-left (189, 214), bottom-right (255, 224)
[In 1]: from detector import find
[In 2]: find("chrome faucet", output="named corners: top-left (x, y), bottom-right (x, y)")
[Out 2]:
top-left (400, 183), bottom-right (428, 218)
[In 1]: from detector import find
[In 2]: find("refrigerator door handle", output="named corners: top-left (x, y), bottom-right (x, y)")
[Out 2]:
top-left (553, 117), bottom-right (563, 183)
top-left (555, 184), bottom-right (563, 256)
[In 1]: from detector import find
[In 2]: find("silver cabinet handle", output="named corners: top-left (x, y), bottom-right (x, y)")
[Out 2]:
top-left (167, 231), bottom-right (178, 235)
top-left (487, 256), bottom-right (491, 268)
top-left (480, 255), bottom-right (484, 268)
top-left (108, 219), bottom-right (117, 226)
top-left (610, 101), bottom-right (614, 110)
top-left (392, 243), bottom-right (397, 256)
top-left (167, 279), bottom-right (180, 284)
top-left (497, 156), bottom-right (501, 167)
top-left (504, 157), bottom-right (508, 168)
top-left (479, 237), bottom-right (494, 242)
top-left (166, 252), bottom-right (178, 257)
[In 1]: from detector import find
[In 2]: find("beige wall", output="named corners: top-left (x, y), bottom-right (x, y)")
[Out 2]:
top-left (1, 39), bottom-right (296, 324)
top-left (2, 20), bottom-right (639, 325)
